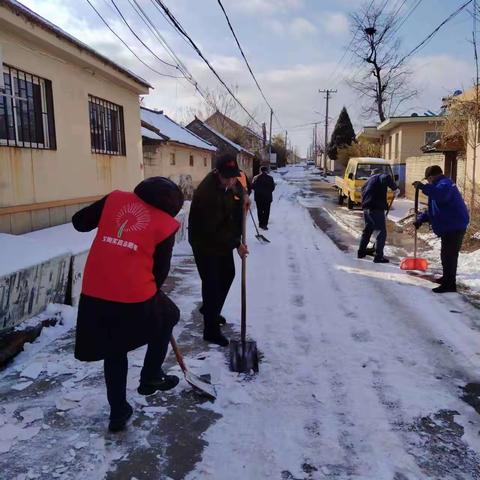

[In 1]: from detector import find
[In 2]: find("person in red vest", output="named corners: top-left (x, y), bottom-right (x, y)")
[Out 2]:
top-left (72, 177), bottom-right (184, 432)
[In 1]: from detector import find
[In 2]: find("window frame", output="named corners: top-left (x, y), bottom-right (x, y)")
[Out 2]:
top-left (424, 131), bottom-right (441, 146)
top-left (189, 154), bottom-right (194, 167)
top-left (88, 94), bottom-right (126, 156)
top-left (0, 64), bottom-right (56, 149)
top-left (169, 152), bottom-right (176, 165)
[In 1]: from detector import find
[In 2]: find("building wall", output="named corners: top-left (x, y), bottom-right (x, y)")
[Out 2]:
top-left (381, 122), bottom-right (443, 165)
top-left (143, 142), bottom-right (213, 188)
top-left (463, 120), bottom-right (480, 203)
top-left (0, 12), bottom-right (146, 233)
top-left (405, 153), bottom-right (445, 203)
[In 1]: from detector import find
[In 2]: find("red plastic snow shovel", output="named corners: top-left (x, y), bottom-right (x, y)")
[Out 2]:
top-left (230, 210), bottom-right (259, 373)
top-left (400, 186), bottom-right (428, 272)
top-left (170, 336), bottom-right (216, 400)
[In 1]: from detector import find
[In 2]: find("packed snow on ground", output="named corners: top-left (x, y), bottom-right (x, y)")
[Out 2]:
top-left (388, 198), bottom-right (415, 223)
top-left (182, 169), bottom-right (480, 479)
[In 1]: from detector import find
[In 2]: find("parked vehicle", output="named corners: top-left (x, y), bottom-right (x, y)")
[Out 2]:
top-left (334, 157), bottom-right (397, 209)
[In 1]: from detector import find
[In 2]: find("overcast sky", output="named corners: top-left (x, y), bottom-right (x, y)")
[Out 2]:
top-left (19, 0), bottom-right (476, 156)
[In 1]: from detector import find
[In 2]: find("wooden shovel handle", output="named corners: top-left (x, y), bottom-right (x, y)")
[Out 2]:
top-left (241, 208), bottom-right (247, 344)
top-left (170, 335), bottom-right (187, 373)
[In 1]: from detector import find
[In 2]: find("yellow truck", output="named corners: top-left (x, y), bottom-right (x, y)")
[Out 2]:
top-left (334, 157), bottom-right (397, 209)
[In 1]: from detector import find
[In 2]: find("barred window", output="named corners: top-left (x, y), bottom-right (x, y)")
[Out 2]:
top-left (170, 152), bottom-right (175, 165)
top-left (0, 65), bottom-right (56, 149)
top-left (88, 95), bottom-right (125, 155)
top-left (189, 154), bottom-right (194, 166)
top-left (203, 156), bottom-right (207, 167)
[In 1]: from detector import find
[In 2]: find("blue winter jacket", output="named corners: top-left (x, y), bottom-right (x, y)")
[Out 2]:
top-left (417, 176), bottom-right (469, 236)
top-left (361, 174), bottom-right (398, 210)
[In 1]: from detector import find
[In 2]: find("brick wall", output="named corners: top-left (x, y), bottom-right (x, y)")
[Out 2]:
top-left (405, 154), bottom-right (445, 203)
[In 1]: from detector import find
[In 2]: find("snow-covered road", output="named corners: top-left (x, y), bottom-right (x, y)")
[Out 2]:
top-left (1, 165), bottom-right (480, 479)
top-left (189, 169), bottom-right (480, 479)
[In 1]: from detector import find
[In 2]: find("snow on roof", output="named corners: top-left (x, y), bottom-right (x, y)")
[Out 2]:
top-left (4, 0), bottom-right (151, 89)
top-left (141, 126), bottom-right (164, 141)
top-left (351, 157), bottom-right (390, 164)
top-left (199, 121), bottom-right (254, 156)
top-left (141, 109), bottom-right (216, 151)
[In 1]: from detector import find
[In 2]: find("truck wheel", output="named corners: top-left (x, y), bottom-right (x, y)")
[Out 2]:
top-left (347, 195), bottom-right (354, 210)
top-left (338, 192), bottom-right (344, 205)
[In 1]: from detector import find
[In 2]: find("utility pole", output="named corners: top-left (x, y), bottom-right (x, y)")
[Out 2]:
top-left (268, 108), bottom-right (273, 167)
top-left (319, 89), bottom-right (337, 175)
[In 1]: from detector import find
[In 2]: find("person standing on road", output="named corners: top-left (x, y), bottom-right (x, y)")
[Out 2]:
top-left (188, 153), bottom-right (250, 347)
top-left (413, 165), bottom-right (469, 293)
top-left (252, 166), bottom-right (275, 230)
top-left (358, 169), bottom-right (400, 263)
top-left (72, 177), bottom-right (184, 432)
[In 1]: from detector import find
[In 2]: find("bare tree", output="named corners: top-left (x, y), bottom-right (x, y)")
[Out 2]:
top-left (348, 1), bottom-right (417, 122)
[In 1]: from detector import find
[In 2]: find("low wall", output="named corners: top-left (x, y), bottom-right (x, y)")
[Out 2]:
top-left (0, 254), bottom-right (71, 332)
top-left (405, 154), bottom-right (445, 203)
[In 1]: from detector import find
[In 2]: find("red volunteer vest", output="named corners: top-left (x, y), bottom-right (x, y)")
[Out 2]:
top-left (82, 190), bottom-right (180, 303)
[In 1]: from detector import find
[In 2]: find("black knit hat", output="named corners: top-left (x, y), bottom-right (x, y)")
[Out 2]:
top-left (216, 153), bottom-right (241, 178)
top-left (424, 165), bottom-right (443, 179)
top-left (134, 177), bottom-right (184, 217)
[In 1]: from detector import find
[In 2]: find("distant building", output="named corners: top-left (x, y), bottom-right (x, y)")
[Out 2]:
top-left (186, 117), bottom-right (254, 178)
top-left (141, 108), bottom-right (216, 196)
top-left (0, 0), bottom-right (149, 234)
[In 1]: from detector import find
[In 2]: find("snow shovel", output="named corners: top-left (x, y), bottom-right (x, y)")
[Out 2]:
top-left (170, 335), bottom-right (216, 400)
top-left (400, 186), bottom-right (428, 272)
top-left (230, 210), bottom-right (259, 373)
top-left (249, 209), bottom-right (270, 244)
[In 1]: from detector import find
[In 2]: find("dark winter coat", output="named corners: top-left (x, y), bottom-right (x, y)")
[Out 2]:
top-left (72, 180), bottom-right (182, 361)
top-left (417, 175), bottom-right (469, 236)
top-left (188, 171), bottom-right (244, 256)
top-left (361, 174), bottom-right (398, 211)
top-left (252, 172), bottom-right (275, 203)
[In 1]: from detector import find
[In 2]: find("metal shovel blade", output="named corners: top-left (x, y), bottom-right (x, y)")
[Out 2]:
top-left (400, 257), bottom-right (428, 272)
top-left (229, 340), bottom-right (259, 373)
top-left (255, 233), bottom-right (270, 243)
top-left (184, 371), bottom-right (217, 401)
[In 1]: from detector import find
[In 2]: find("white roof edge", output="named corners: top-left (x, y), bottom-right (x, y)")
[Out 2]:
top-left (377, 116), bottom-right (444, 131)
top-left (200, 121), bottom-right (254, 156)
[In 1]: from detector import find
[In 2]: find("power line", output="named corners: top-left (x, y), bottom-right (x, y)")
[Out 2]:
top-left (109, 0), bottom-right (177, 69)
top-left (392, 0), bottom-right (423, 35)
top-left (154, 0), bottom-right (261, 128)
top-left (396, 0), bottom-right (473, 66)
top-left (216, 0), bottom-right (282, 129)
top-left (84, 0), bottom-right (181, 79)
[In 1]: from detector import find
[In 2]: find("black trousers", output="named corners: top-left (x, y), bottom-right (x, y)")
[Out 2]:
top-left (193, 251), bottom-right (235, 333)
top-left (103, 292), bottom-right (179, 420)
top-left (256, 199), bottom-right (271, 228)
top-left (440, 230), bottom-right (465, 287)
top-left (358, 209), bottom-right (387, 259)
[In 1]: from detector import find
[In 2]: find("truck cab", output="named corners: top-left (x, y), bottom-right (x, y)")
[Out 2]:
top-left (335, 158), bottom-right (397, 209)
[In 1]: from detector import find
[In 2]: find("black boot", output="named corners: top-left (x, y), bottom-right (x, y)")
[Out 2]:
top-left (357, 250), bottom-right (367, 259)
top-left (432, 284), bottom-right (457, 293)
top-left (108, 402), bottom-right (133, 433)
top-left (218, 315), bottom-right (227, 326)
top-left (374, 256), bottom-right (390, 263)
top-left (137, 372), bottom-right (180, 396)
top-left (203, 329), bottom-right (229, 347)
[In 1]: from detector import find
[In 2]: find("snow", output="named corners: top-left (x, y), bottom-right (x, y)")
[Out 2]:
top-left (0, 233), bottom-right (69, 277)
top-left (197, 121), bottom-right (253, 155)
top-left (141, 108), bottom-right (217, 151)
top-left (0, 224), bottom-right (95, 277)
top-left (388, 198), bottom-right (415, 223)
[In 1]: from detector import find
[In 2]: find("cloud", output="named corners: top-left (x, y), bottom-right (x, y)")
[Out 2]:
top-left (224, 0), bottom-right (304, 15)
top-left (320, 12), bottom-right (350, 37)
top-left (290, 17), bottom-right (317, 37)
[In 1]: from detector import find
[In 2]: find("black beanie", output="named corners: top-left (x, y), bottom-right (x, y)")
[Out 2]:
top-left (134, 177), bottom-right (184, 217)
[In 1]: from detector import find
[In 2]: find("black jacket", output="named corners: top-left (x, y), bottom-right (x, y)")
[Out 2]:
top-left (188, 171), bottom-right (244, 256)
top-left (72, 181), bottom-right (181, 361)
top-left (361, 174), bottom-right (397, 211)
top-left (252, 172), bottom-right (275, 203)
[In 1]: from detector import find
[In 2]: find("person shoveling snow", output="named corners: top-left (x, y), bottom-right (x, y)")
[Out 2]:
top-left (72, 177), bottom-right (184, 432)
top-left (413, 165), bottom-right (470, 293)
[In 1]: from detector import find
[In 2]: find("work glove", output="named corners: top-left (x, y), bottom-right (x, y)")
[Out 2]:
top-left (412, 181), bottom-right (423, 190)
top-left (394, 188), bottom-right (401, 198)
